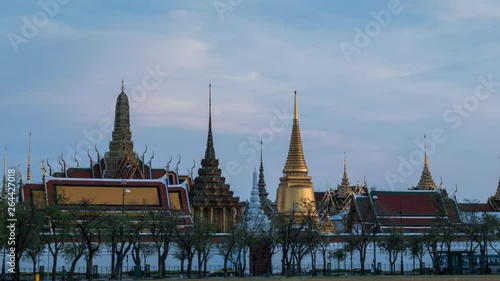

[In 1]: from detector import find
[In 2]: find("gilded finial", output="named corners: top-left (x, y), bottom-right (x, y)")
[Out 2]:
top-left (343, 152), bottom-right (347, 176)
top-left (73, 152), bottom-right (79, 167)
top-left (190, 159), bottom-right (195, 179)
top-left (95, 144), bottom-right (101, 163)
top-left (87, 150), bottom-right (93, 167)
top-left (60, 154), bottom-right (66, 171)
top-left (424, 135), bottom-right (428, 167)
top-left (40, 159), bottom-right (46, 179)
top-left (27, 131), bottom-right (31, 182)
top-left (176, 154), bottom-right (181, 172)
top-left (58, 155), bottom-right (63, 171)
top-left (166, 155), bottom-right (172, 172)
top-left (149, 151), bottom-right (155, 165)
top-left (142, 145), bottom-right (148, 161)
top-left (293, 90), bottom-right (298, 120)
top-left (47, 158), bottom-right (52, 176)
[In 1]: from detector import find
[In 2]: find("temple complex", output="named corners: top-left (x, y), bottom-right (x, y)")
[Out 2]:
top-left (189, 84), bottom-right (244, 233)
top-left (276, 91), bottom-right (318, 222)
top-left (20, 82), bottom-right (192, 224)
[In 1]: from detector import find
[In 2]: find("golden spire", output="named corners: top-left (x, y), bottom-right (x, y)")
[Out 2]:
top-left (283, 91), bottom-right (308, 175)
top-left (27, 131), bottom-right (31, 182)
top-left (338, 152), bottom-right (351, 197)
top-left (424, 134), bottom-right (428, 168)
top-left (343, 152), bottom-right (347, 178)
top-left (416, 135), bottom-right (437, 190)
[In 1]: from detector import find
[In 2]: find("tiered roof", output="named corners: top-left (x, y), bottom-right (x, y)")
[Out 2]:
top-left (351, 190), bottom-right (461, 233)
top-left (190, 84), bottom-right (242, 209)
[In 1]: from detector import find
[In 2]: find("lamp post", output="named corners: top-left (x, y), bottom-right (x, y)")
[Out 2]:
top-left (372, 195), bottom-right (378, 275)
top-left (120, 179), bottom-right (130, 281)
top-left (400, 204), bottom-right (404, 275)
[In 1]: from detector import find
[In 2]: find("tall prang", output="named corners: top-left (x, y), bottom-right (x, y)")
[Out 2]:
top-left (190, 84), bottom-right (244, 233)
top-left (104, 81), bottom-right (139, 178)
top-left (276, 91), bottom-right (317, 222)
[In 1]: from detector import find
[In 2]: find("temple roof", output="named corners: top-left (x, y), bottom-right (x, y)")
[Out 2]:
top-left (283, 91), bottom-right (308, 175)
top-left (351, 190), bottom-right (461, 233)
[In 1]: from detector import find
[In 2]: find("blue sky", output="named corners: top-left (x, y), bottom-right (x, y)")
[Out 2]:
top-left (2, 0), bottom-right (500, 203)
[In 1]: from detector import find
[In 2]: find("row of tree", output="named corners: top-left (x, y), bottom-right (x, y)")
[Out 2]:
top-left (2, 196), bottom-right (500, 281)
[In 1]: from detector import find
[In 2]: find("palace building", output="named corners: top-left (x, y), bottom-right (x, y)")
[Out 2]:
top-left (20, 82), bottom-right (192, 224)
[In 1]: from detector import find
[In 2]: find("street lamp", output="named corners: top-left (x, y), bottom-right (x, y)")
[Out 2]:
top-left (372, 195), bottom-right (378, 275)
top-left (400, 204), bottom-right (404, 275)
top-left (120, 179), bottom-right (130, 281)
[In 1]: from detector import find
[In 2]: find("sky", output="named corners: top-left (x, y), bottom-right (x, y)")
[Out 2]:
top-left (2, 0), bottom-right (500, 203)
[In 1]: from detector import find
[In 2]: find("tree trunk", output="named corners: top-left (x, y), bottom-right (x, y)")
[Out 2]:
top-left (322, 251), bottom-right (327, 276)
top-left (32, 257), bottom-right (37, 275)
top-left (52, 252), bottom-right (58, 281)
top-left (86, 254), bottom-right (94, 281)
top-left (69, 254), bottom-right (81, 281)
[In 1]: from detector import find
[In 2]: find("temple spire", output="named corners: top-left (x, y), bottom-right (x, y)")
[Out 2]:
top-left (104, 80), bottom-right (135, 178)
top-left (27, 131), bottom-right (31, 182)
top-left (416, 135), bottom-right (437, 190)
top-left (283, 91), bottom-right (308, 175)
top-left (343, 152), bottom-right (347, 178)
top-left (204, 82), bottom-right (216, 161)
top-left (338, 152), bottom-right (351, 197)
top-left (276, 91), bottom-right (317, 223)
top-left (258, 139), bottom-right (269, 203)
top-left (495, 156), bottom-right (500, 200)
top-left (424, 135), bottom-right (428, 168)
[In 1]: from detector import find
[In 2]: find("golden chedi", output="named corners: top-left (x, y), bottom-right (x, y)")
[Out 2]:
top-left (276, 91), bottom-right (317, 222)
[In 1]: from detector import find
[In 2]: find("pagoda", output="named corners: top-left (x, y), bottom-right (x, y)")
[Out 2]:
top-left (257, 141), bottom-right (277, 217)
top-left (412, 136), bottom-right (437, 191)
top-left (276, 91), bottom-right (318, 222)
top-left (190, 84), bottom-right (244, 233)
